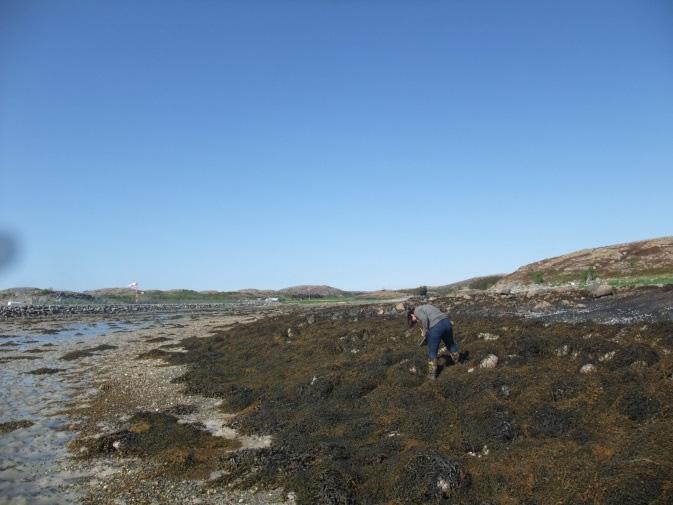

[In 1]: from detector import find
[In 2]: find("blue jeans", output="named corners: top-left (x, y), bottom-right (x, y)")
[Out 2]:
top-left (427, 318), bottom-right (458, 359)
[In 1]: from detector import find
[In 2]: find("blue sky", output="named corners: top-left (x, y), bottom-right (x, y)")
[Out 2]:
top-left (1, 0), bottom-right (672, 291)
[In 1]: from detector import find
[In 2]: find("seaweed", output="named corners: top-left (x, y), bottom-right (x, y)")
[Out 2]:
top-left (116, 306), bottom-right (673, 504)
top-left (25, 367), bottom-right (66, 375)
top-left (0, 419), bottom-right (34, 434)
top-left (60, 344), bottom-right (118, 361)
top-left (74, 412), bottom-right (239, 478)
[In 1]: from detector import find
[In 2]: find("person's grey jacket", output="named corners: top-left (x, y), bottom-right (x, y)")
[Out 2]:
top-left (413, 304), bottom-right (449, 332)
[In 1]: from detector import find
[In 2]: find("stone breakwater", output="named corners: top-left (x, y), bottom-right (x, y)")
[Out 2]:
top-left (0, 301), bottom-right (276, 319)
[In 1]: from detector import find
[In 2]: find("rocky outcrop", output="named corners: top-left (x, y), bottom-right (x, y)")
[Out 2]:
top-left (493, 236), bottom-right (673, 293)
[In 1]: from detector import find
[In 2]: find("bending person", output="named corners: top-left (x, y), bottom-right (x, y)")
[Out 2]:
top-left (407, 304), bottom-right (459, 380)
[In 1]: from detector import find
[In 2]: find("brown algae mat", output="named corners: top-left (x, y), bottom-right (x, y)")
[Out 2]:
top-left (72, 411), bottom-right (241, 480)
top-left (59, 344), bottom-right (118, 361)
top-left (80, 306), bottom-right (673, 504)
top-left (0, 420), bottom-right (35, 434)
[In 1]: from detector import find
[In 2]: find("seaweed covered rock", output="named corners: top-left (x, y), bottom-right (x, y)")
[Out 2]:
top-left (618, 386), bottom-right (660, 422)
top-left (603, 471), bottom-right (664, 505)
top-left (528, 404), bottom-right (578, 438)
top-left (549, 376), bottom-right (582, 402)
top-left (74, 412), bottom-right (239, 478)
top-left (606, 345), bottom-right (659, 370)
top-left (387, 449), bottom-right (469, 504)
top-left (460, 405), bottom-right (519, 449)
top-left (510, 334), bottom-right (549, 360)
top-left (313, 468), bottom-right (356, 505)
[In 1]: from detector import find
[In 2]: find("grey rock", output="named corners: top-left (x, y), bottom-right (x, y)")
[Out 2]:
top-left (588, 283), bottom-right (614, 298)
top-left (479, 354), bottom-right (499, 369)
top-left (579, 363), bottom-right (596, 374)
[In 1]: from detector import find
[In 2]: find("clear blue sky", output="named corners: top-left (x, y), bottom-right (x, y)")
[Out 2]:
top-left (1, 0), bottom-right (672, 291)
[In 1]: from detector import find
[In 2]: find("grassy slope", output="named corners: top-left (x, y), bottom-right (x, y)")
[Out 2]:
top-left (496, 236), bottom-right (673, 288)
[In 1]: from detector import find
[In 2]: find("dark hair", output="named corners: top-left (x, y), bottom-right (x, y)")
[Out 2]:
top-left (407, 308), bottom-right (416, 328)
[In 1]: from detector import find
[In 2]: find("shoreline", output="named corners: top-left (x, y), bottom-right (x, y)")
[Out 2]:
top-left (0, 309), bottom-right (295, 505)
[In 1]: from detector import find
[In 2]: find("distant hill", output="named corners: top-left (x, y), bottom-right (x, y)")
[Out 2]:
top-left (277, 285), bottom-right (350, 298)
top-left (494, 236), bottom-right (673, 291)
top-left (0, 287), bottom-right (95, 305)
top-left (0, 284), bottom-right (394, 305)
top-left (355, 289), bottom-right (409, 300)
top-left (85, 288), bottom-right (259, 304)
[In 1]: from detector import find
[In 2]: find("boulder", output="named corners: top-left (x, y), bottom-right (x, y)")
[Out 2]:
top-left (479, 354), bottom-right (499, 369)
top-left (588, 283), bottom-right (614, 298)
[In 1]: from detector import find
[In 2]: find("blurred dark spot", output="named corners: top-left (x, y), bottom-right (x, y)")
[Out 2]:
top-left (0, 232), bottom-right (17, 273)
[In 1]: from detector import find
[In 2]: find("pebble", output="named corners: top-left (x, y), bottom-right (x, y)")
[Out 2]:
top-left (555, 345), bottom-right (570, 357)
top-left (598, 351), bottom-right (616, 362)
top-left (580, 363), bottom-right (596, 374)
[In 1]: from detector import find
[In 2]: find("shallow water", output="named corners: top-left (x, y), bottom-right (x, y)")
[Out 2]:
top-left (0, 320), bottom-right (149, 505)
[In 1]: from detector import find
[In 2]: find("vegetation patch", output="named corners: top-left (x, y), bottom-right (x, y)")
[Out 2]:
top-left (529, 271), bottom-right (545, 284)
top-left (609, 276), bottom-right (673, 287)
top-left (468, 275), bottom-right (504, 290)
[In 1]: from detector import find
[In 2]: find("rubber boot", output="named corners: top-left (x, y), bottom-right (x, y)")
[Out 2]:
top-left (427, 359), bottom-right (438, 381)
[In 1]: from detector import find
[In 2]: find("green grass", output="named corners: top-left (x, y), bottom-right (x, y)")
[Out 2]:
top-left (580, 267), bottom-right (597, 283)
top-left (99, 289), bottom-right (254, 304)
top-left (608, 276), bottom-right (673, 287)
top-left (530, 271), bottom-right (545, 284)
top-left (282, 296), bottom-right (383, 305)
top-left (468, 275), bottom-right (504, 290)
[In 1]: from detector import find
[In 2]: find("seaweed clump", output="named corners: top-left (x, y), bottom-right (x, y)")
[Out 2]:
top-left (74, 411), bottom-right (239, 478)
top-left (386, 449), bottom-right (469, 503)
top-left (25, 367), bottom-right (66, 375)
top-left (60, 344), bottom-right (118, 361)
top-left (0, 419), bottom-right (34, 434)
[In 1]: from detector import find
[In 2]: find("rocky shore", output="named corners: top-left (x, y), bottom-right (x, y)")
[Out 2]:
top-left (2, 286), bottom-right (672, 504)
top-left (0, 300), bottom-right (278, 320)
